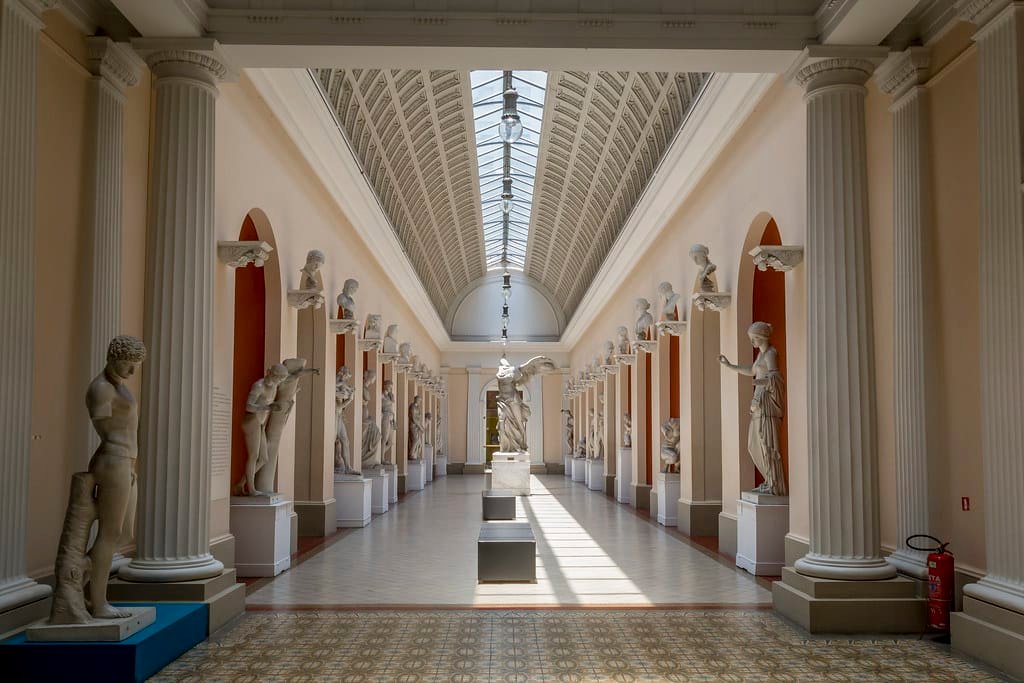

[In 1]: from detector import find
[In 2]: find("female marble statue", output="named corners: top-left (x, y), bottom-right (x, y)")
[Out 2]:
top-left (435, 412), bottom-right (443, 455)
top-left (337, 278), bottom-right (359, 320)
top-left (380, 379), bottom-right (396, 458)
top-left (658, 282), bottom-right (681, 321)
top-left (660, 418), bottom-right (680, 473)
top-left (592, 399), bottom-right (605, 460)
top-left (50, 336), bottom-right (146, 624)
top-left (690, 244), bottom-right (717, 293)
top-left (299, 249), bottom-right (325, 291)
top-left (561, 409), bottom-right (574, 455)
top-left (334, 367), bottom-right (358, 474)
top-left (495, 355), bottom-right (557, 453)
top-left (361, 368), bottom-right (382, 467)
top-left (383, 324), bottom-right (400, 354)
top-left (601, 340), bottom-right (615, 366)
top-left (635, 298), bottom-right (654, 341)
top-left (424, 411), bottom-right (433, 446)
top-left (259, 358), bottom-right (318, 493)
top-left (408, 394), bottom-right (424, 461)
top-left (623, 413), bottom-right (632, 448)
top-left (719, 321), bottom-right (787, 496)
top-left (587, 408), bottom-right (596, 458)
top-left (615, 326), bottom-right (631, 355)
top-left (240, 364), bottom-right (289, 496)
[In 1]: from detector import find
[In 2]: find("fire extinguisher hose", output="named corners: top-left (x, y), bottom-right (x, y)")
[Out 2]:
top-left (906, 534), bottom-right (953, 556)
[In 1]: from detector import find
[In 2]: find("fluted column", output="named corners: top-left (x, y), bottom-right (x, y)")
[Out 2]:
top-left (84, 38), bottom-right (141, 455)
top-left (0, 0), bottom-right (55, 616)
top-left (120, 40), bottom-right (231, 583)
top-left (791, 47), bottom-right (896, 581)
top-left (960, 0), bottom-right (1024, 614)
top-left (876, 48), bottom-right (933, 579)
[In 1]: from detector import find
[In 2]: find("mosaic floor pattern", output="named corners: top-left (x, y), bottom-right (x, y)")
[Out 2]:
top-left (152, 609), bottom-right (1005, 682)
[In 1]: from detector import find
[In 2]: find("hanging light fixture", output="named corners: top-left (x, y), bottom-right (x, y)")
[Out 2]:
top-left (497, 71), bottom-right (523, 144)
top-left (501, 175), bottom-right (513, 214)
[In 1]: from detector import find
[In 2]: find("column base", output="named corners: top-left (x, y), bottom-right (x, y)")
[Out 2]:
top-left (773, 567), bottom-right (925, 633)
top-left (107, 569), bottom-right (244, 634)
top-left (0, 584), bottom-right (51, 638)
top-left (951, 594), bottom-right (1024, 680)
top-left (295, 498), bottom-right (337, 537)
top-left (794, 553), bottom-right (898, 581)
top-left (678, 499), bottom-right (721, 537)
top-left (886, 549), bottom-right (929, 580)
top-left (118, 554), bottom-right (224, 583)
top-left (631, 483), bottom-right (651, 510)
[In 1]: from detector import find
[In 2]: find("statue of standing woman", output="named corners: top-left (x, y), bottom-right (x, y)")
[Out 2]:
top-left (335, 367), bottom-right (358, 474)
top-left (408, 395), bottom-right (424, 461)
top-left (719, 321), bottom-right (787, 496)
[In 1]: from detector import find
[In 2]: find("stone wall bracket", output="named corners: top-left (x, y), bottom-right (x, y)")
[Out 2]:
top-left (218, 240), bottom-right (273, 268)
top-left (749, 245), bottom-right (804, 272)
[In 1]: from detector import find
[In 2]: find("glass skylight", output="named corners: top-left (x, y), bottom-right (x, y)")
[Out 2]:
top-left (470, 70), bottom-right (547, 271)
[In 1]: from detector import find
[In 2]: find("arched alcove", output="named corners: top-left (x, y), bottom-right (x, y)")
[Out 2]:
top-left (478, 375), bottom-right (543, 464)
top-left (448, 273), bottom-right (564, 340)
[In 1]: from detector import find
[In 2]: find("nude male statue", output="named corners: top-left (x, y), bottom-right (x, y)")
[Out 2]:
top-left (240, 364), bottom-right (289, 496)
top-left (257, 358), bottom-right (318, 493)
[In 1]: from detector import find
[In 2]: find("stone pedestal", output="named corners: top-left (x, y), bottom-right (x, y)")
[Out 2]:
top-left (333, 476), bottom-right (371, 528)
top-left (229, 495), bottom-right (292, 577)
top-left (586, 459), bottom-right (605, 491)
top-left (424, 444), bottom-right (434, 482)
top-left (406, 459), bottom-right (426, 491)
top-left (571, 457), bottom-right (586, 482)
top-left (563, 454), bottom-right (572, 477)
top-left (435, 454), bottom-right (447, 478)
top-left (616, 448), bottom-right (633, 503)
top-left (387, 464), bottom-right (398, 503)
top-left (27, 606), bottom-right (156, 642)
top-left (656, 473), bottom-right (680, 526)
top-left (490, 455), bottom-right (531, 495)
top-left (736, 491), bottom-right (788, 576)
top-left (365, 467), bottom-right (389, 514)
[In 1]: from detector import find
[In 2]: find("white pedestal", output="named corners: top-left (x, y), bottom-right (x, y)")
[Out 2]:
top-left (364, 467), bottom-right (389, 514)
top-left (230, 495), bottom-right (292, 577)
top-left (490, 454), bottom-right (531, 495)
top-left (424, 444), bottom-right (434, 482)
top-left (571, 457), bottom-right (586, 482)
top-left (407, 459), bottom-right (426, 491)
top-left (616, 448), bottom-right (633, 503)
top-left (656, 473), bottom-right (680, 526)
top-left (435, 454), bottom-right (447, 478)
top-left (586, 458), bottom-right (605, 491)
top-left (387, 464), bottom-right (398, 503)
top-left (563, 454), bottom-right (572, 477)
top-left (736, 491), bottom-right (789, 575)
top-left (334, 476), bottom-right (372, 528)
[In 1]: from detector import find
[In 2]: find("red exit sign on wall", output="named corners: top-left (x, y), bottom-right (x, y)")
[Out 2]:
top-left (962, 497), bottom-right (970, 511)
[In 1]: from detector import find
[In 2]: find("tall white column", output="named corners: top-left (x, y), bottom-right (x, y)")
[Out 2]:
top-left (960, 0), bottom-right (1024, 614)
top-left (120, 40), bottom-right (231, 583)
top-left (84, 38), bottom-right (141, 455)
top-left (791, 47), bottom-right (896, 581)
top-left (0, 0), bottom-right (55, 616)
top-left (877, 48), bottom-right (933, 579)
top-left (465, 367), bottom-right (482, 466)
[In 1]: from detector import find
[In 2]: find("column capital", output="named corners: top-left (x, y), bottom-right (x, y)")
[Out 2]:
top-left (787, 46), bottom-right (889, 95)
top-left (876, 47), bottom-right (931, 105)
top-left (131, 37), bottom-right (236, 86)
top-left (956, 0), bottom-right (1022, 27)
top-left (86, 38), bottom-right (143, 94)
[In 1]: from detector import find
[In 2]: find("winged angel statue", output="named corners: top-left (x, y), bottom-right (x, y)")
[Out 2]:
top-left (496, 355), bottom-right (558, 453)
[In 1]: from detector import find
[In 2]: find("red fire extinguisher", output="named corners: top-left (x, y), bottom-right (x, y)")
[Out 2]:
top-left (907, 534), bottom-right (954, 631)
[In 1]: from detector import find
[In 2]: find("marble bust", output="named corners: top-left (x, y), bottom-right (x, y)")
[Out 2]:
top-left (615, 326), bottom-right (631, 355)
top-left (337, 278), bottom-right (359, 320)
top-left (635, 298), bottom-right (654, 341)
top-left (364, 313), bottom-right (383, 340)
top-left (658, 281), bottom-right (681, 321)
top-left (622, 413), bottom-right (632, 448)
top-left (50, 336), bottom-right (146, 624)
top-left (299, 249), bottom-right (324, 291)
top-left (660, 418), bottom-right (680, 473)
top-left (601, 340), bottom-right (615, 365)
top-left (398, 342), bottom-right (413, 365)
top-left (690, 244), bottom-right (717, 293)
top-left (383, 324), bottom-right (399, 354)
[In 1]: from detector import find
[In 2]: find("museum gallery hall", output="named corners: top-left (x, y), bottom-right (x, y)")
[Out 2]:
top-left (0, 0), bottom-right (1022, 681)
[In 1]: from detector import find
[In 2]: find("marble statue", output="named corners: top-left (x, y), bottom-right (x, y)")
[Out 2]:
top-left (50, 336), bottom-right (146, 624)
top-left (592, 399), bottom-right (605, 460)
top-left (424, 411), bottom-right (433, 446)
top-left (409, 394), bottom-right (424, 461)
top-left (259, 358), bottom-right (318, 493)
top-left (587, 409), bottom-right (596, 458)
top-left (635, 298), bottom-right (654, 341)
top-left (575, 433), bottom-right (587, 458)
top-left (690, 244), bottom-right (717, 293)
top-left (658, 281), bottom-right (681, 321)
top-left (337, 278), bottom-right (359, 320)
top-left (615, 326), bottom-right (631, 355)
top-left (561, 409), bottom-right (574, 455)
top-left (398, 342), bottom-right (413, 365)
top-left (660, 418), bottom-right (680, 473)
top-left (380, 379), bottom-right (396, 459)
top-left (719, 321), bottom-right (787, 496)
top-left (601, 341), bottom-right (615, 366)
top-left (361, 368), bottom-right (382, 467)
top-left (239, 364), bottom-right (290, 496)
top-left (496, 355), bottom-right (557, 453)
top-left (299, 249), bottom-right (325, 291)
top-left (334, 367), bottom-right (358, 474)
top-left (364, 313), bottom-right (383, 341)
top-left (435, 412), bottom-right (443, 455)
top-left (383, 324), bottom-right (400, 354)
top-left (623, 413), bottom-right (632, 448)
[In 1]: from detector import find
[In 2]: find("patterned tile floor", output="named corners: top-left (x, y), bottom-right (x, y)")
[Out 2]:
top-left (247, 475), bottom-right (770, 608)
top-left (152, 609), bottom-right (1007, 682)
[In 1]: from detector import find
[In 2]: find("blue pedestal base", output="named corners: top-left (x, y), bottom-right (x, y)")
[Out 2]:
top-left (0, 603), bottom-right (208, 683)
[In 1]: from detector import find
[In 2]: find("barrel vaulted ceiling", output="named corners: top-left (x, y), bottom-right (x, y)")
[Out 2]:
top-left (313, 68), bottom-right (710, 329)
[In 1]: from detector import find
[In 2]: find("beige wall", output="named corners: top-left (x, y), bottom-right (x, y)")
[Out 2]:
top-left (445, 369), bottom-right (468, 463)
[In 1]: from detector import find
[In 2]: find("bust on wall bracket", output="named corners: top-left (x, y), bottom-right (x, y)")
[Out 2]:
top-left (218, 240), bottom-right (273, 268)
top-left (749, 245), bottom-right (804, 272)
top-left (288, 249), bottom-right (325, 309)
top-left (329, 318), bottom-right (360, 336)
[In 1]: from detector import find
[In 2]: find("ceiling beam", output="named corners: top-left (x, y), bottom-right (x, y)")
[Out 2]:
top-left (108, 0), bottom-right (205, 37)
top-left (817, 0), bottom-right (923, 45)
